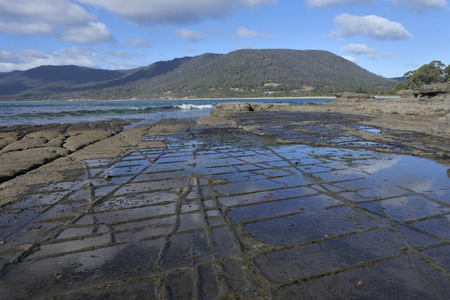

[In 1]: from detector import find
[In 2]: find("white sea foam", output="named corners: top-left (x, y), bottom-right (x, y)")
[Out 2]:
top-left (174, 104), bottom-right (214, 110)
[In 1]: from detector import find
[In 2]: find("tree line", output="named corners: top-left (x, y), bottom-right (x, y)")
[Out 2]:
top-left (394, 61), bottom-right (450, 91)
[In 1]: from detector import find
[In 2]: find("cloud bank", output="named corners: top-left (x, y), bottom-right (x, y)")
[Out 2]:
top-left (236, 27), bottom-right (275, 39)
top-left (330, 14), bottom-right (412, 40)
top-left (341, 43), bottom-right (376, 55)
top-left (306, 0), bottom-right (447, 10)
top-left (76, 0), bottom-right (277, 25)
top-left (176, 29), bottom-right (207, 42)
top-left (0, 0), bottom-right (112, 44)
top-left (305, 0), bottom-right (372, 7)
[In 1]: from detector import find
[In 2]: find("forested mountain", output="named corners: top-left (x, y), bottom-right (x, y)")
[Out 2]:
top-left (0, 49), bottom-right (396, 101)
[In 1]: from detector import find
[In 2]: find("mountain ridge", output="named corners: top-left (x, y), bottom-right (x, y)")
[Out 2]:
top-left (0, 49), bottom-right (396, 101)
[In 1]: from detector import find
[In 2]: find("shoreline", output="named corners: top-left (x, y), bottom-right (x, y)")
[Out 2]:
top-left (0, 96), bottom-right (337, 104)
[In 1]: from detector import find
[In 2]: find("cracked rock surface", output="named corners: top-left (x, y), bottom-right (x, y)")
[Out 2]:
top-left (0, 116), bottom-right (449, 299)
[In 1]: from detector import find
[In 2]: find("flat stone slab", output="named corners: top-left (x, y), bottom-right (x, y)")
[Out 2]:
top-left (0, 120), bottom-right (449, 299)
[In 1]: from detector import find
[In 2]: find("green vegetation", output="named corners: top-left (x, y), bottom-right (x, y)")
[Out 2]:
top-left (0, 49), bottom-right (397, 101)
top-left (394, 60), bottom-right (450, 91)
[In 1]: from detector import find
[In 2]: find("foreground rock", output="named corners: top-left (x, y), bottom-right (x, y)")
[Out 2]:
top-left (0, 120), bottom-right (133, 184)
top-left (0, 118), bottom-right (449, 299)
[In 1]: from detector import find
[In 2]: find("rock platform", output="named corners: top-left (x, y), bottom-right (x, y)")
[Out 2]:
top-left (0, 114), bottom-right (449, 299)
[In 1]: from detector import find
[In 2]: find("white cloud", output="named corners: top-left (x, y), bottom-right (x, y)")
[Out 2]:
top-left (341, 43), bottom-right (376, 55)
top-left (176, 29), bottom-right (207, 42)
top-left (0, 47), bottom-right (135, 72)
top-left (342, 56), bottom-right (358, 63)
top-left (0, 20), bottom-right (54, 35)
top-left (305, 0), bottom-right (372, 7)
top-left (103, 49), bottom-right (131, 58)
top-left (391, 0), bottom-right (447, 12)
top-left (306, 0), bottom-right (447, 10)
top-left (367, 51), bottom-right (394, 59)
top-left (236, 26), bottom-right (275, 39)
top-left (75, 0), bottom-right (277, 25)
top-left (330, 14), bottom-right (412, 40)
top-left (341, 43), bottom-right (393, 60)
top-left (0, 0), bottom-right (113, 44)
top-left (0, 0), bottom-right (94, 33)
top-left (126, 39), bottom-right (150, 48)
top-left (61, 22), bottom-right (113, 44)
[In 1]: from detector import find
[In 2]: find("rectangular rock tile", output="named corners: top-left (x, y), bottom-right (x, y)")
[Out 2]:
top-left (270, 174), bottom-right (312, 187)
top-left (422, 187), bottom-right (450, 204)
top-left (111, 215), bottom-right (175, 231)
top-left (218, 186), bottom-right (317, 207)
top-left (9, 192), bottom-right (68, 210)
top-left (99, 165), bottom-right (147, 177)
top-left (196, 157), bottom-right (244, 168)
top-left (198, 264), bottom-right (221, 299)
top-left (254, 228), bottom-right (404, 284)
top-left (233, 164), bottom-right (262, 172)
top-left (200, 166), bottom-right (241, 175)
top-left (57, 277), bottom-right (156, 300)
top-left (213, 179), bottom-right (285, 196)
top-left (140, 163), bottom-right (184, 173)
top-left (300, 164), bottom-right (331, 173)
top-left (213, 171), bottom-right (266, 182)
top-left (227, 194), bottom-right (342, 223)
top-left (273, 256), bottom-right (449, 300)
top-left (177, 212), bottom-right (206, 232)
top-left (331, 178), bottom-right (380, 190)
top-left (395, 225), bottom-right (441, 248)
top-left (57, 225), bottom-right (109, 240)
top-left (134, 170), bottom-right (188, 182)
top-left (93, 185), bottom-right (118, 198)
top-left (180, 203), bottom-right (200, 214)
top-left (421, 244), bottom-right (450, 270)
top-left (376, 195), bottom-right (450, 222)
top-left (91, 175), bottom-right (134, 186)
top-left (0, 240), bottom-right (164, 299)
top-left (222, 257), bottom-right (255, 293)
top-left (95, 192), bottom-right (178, 211)
top-left (113, 178), bottom-right (188, 195)
top-left (244, 206), bottom-right (378, 246)
top-left (211, 226), bottom-right (238, 258)
top-left (354, 184), bottom-right (409, 199)
top-left (238, 154), bottom-right (282, 165)
top-left (31, 181), bottom-right (85, 193)
top-left (410, 214), bottom-right (450, 240)
top-left (27, 234), bottom-right (111, 260)
top-left (165, 269), bottom-right (194, 299)
top-left (312, 171), bottom-right (365, 182)
top-left (83, 158), bottom-right (114, 168)
top-left (161, 231), bottom-right (211, 270)
top-left (95, 203), bottom-right (176, 224)
top-left (253, 168), bottom-right (293, 178)
top-left (338, 190), bottom-right (372, 203)
top-left (113, 226), bottom-right (171, 243)
top-left (115, 159), bottom-right (150, 167)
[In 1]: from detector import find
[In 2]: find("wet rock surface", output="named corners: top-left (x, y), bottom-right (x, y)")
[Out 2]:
top-left (0, 117), bottom-right (449, 299)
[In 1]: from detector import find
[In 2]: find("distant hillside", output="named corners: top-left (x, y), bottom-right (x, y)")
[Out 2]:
top-left (0, 49), bottom-right (396, 101)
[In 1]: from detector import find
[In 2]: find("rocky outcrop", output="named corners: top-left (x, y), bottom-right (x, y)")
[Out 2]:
top-left (213, 102), bottom-right (293, 113)
top-left (332, 93), bottom-right (376, 104)
top-left (418, 82), bottom-right (450, 96)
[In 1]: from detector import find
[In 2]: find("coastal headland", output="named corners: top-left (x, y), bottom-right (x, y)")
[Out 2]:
top-left (0, 84), bottom-right (449, 298)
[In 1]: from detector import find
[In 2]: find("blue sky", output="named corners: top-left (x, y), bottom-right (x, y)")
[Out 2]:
top-left (0, 0), bottom-right (448, 78)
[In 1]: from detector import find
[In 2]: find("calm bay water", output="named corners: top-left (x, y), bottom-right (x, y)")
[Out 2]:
top-left (0, 98), bottom-right (333, 127)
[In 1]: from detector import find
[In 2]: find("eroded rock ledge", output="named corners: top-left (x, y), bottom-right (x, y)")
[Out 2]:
top-left (198, 83), bottom-right (450, 160)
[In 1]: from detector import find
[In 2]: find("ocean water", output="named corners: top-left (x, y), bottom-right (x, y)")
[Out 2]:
top-left (0, 98), bottom-right (333, 127)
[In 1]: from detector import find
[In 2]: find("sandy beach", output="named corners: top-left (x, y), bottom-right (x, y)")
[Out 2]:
top-left (0, 92), bottom-right (449, 298)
